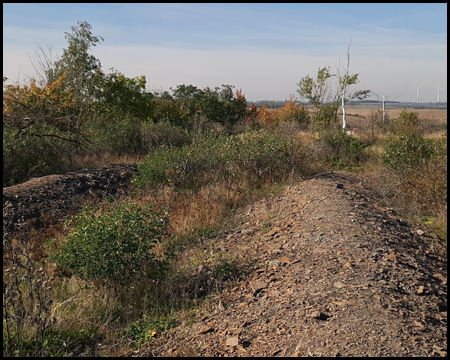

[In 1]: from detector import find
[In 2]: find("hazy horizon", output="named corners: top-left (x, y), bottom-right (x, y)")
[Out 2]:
top-left (3, 3), bottom-right (447, 103)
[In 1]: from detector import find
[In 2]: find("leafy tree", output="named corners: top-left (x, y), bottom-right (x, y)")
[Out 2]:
top-left (3, 75), bottom-right (77, 136)
top-left (153, 84), bottom-right (247, 127)
top-left (297, 66), bottom-right (339, 126)
top-left (297, 45), bottom-right (370, 129)
top-left (3, 74), bottom-right (89, 184)
top-left (49, 21), bottom-right (104, 105)
top-left (96, 68), bottom-right (153, 120)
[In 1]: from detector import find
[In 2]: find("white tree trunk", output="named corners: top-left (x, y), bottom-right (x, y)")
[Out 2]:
top-left (341, 95), bottom-right (346, 129)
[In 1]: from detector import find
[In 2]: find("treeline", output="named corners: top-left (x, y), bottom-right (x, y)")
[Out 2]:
top-left (3, 22), bottom-right (248, 186)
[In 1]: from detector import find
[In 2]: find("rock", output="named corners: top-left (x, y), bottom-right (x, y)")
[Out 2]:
top-left (333, 281), bottom-right (346, 288)
top-left (416, 229), bottom-right (424, 236)
top-left (290, 351), bottom-right (303, 357)
top-left (268, 259), bottom-right (281, 267)
top-left (226, 336), bottom-right (239, 347)
top-left (198, 325), bottom-right (214, 334)
top-left (433, 273), bottom-right (447, 284)
top-left (250, 280), bottom-right (267, 293)
top-left (413, 321), bottom-right (425, 329)
top-left (308, 310), bottom-right (330, 320)
top-left (385, 253), bottom-right (398, 262)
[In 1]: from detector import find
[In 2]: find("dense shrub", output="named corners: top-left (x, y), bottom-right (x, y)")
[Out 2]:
top-left (48, 202), bottom-right (170, 287)
top-left (391, 109), bottom-right (420, 134)
top-left (141, 121), bottom-right (192, 149)
top-left (3, 128), bottom-right (74, 186)
top-left (135, 130), bottom-right (291, 189)
top-left (222, 131), bottom-right (291, 184)
top-left (381, 133), bottom-right (436, 172)
top-left (272, 99), bottom-right (310, 129)
top-left (381, 133), bottom-right (447, 217)
top-left (89, 112), bottom-right (146, 155)
top-left (318, 127), bottom-right (367, 169)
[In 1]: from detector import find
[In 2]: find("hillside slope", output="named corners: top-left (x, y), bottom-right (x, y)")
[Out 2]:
top-left (3, 169), bottom-right (447, 357)
top-left (136, 172), bottom-right (447, 357)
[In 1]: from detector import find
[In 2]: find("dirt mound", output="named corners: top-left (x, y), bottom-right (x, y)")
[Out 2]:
top-left (136, 172), bottom-right (447, 357)
top-left (3, 163), bottom-right (138, 244)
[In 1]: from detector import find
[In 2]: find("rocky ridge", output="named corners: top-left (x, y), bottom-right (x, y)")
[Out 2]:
top-left (136, 172), bottom-right (447, 357)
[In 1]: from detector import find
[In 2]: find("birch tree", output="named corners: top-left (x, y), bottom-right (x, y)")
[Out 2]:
top-left (337, 41), bottom-right (370, 129)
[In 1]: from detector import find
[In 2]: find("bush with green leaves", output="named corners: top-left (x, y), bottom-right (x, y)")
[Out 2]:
top-left (48, 202), bottom-right (170, 287)
top-left (221, 131), bottom-right (291, 184)
top-left (381, 133), bottom-right (446, 217)
top-left (3, 127), bottom-right (74, 186)
top-left (318, 127), bottom-right (366, 169)
top-left (391, 109), bottom-right (420, 134)
top-left (381, 133), bottom-right (436, 172)
top-left (135, 130), bottom-right (291, 189)
top-left (135, 133), bottom-right (227, 189)
top-left (141, 121), bottom-right (192, 149)
top-left (88, 112), bottom-right (146, 155)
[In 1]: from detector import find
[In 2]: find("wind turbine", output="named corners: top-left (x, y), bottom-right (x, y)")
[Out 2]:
top-left (436, 85), bottom-right (446, 103)
top-left (416, 85), bottom-right (423, 103)
top-left (372, 85), bottom-right (408, 123)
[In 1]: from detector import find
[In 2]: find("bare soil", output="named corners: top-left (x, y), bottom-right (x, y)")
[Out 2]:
top-left (3, 163), bottom-right (138, 246)
top-left (2, 167), bottom-right (447, 357)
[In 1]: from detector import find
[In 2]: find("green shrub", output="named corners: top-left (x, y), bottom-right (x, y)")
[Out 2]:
top-left (222, 131), bottom-right (291, 183)
top-left (141, 122), bottom-right (192, 149)
top-left (391, 109), bottom-right (420, 134)
top-left (318, 127), bottom-right (366, 169)
top-left (381, 134), bottom-right (447, 218)
top-left (3, 127), bottom-right (72, 186)
top-left (90, 113), bottom-right (146, 155)
top-left (381, 133), bottom-right (435, 172)
top-left (48, 202), bottom-right (170, 287)
top-left (135, 130), bottom-right (291, 189)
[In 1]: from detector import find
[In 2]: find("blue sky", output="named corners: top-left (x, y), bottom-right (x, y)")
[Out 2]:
top-left (3, 3), bottom-right (447, 102)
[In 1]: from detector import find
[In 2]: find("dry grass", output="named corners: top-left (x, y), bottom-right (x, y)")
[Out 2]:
top-left (60, 152), bottom-right (145, 173)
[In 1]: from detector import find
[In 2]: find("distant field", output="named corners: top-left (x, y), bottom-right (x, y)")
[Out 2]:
top-left (342, 104), bottom-right (447, 120)
top-left (264, 104), bottom-right (447, 133)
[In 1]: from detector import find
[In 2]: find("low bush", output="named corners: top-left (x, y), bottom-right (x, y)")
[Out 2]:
top-left (3, 127), bottom-right (77, 186)
top-left (391, 109), bottom-right (420, 134)
top-left (381, 133), bottom-right (436, 173)
top-left (272, 99), bottom-right (310, 129)
top-left (47, 202), bottom-right (170, 288)
top-left (89, 113), bottom-right (146, 155)
top-left (135, 130), bottom-right (291, 190)
top-left (317, 127), bottom-right (367, 169)
top-left (141, 121), bottom-right (192, 149)
top-left (381, 133), bottom-right (447, 219)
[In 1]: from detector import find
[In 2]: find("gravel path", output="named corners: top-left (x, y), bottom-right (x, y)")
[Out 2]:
top-left (137, 172), bottom-right (447, 357)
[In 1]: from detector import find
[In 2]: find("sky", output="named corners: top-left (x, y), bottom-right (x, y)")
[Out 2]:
top-left (3, 3), bottom-right (447, 103)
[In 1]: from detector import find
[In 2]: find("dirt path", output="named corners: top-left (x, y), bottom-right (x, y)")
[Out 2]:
top-left (136, 172), bottom-right (447, 357)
